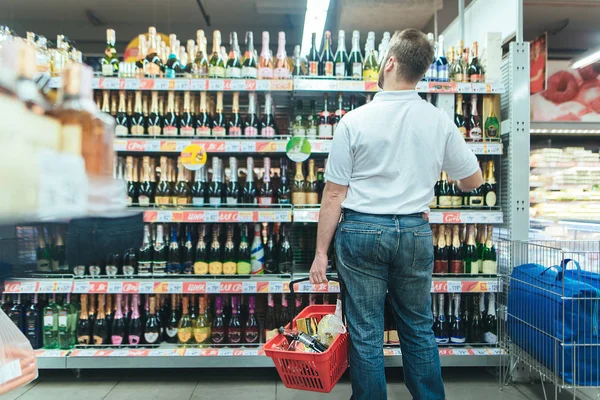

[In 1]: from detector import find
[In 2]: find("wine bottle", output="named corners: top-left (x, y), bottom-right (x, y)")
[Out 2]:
top-left (137, 225), bottom-right (153, 276)
top-left (125, 157), bottom-right (137, 206)
top-left (307, 33), bottom-right (320, 77)
top-left (484, 98), bottom-right (500, 140)
top-left (147, 91), bottom-right (162, 135)
top-left (208, 225), bottom-right (223, 275)
top-left (435, 294), bottom-right (450, 344)
top-left (166, 226), bottom-right (181, 275)
top-left (481, 225), bottom-right (497, 274)
top-left (229, 92), bottom-right (243, 136)
top-left (223, 225), bottom-right (237, 275)
top-left (257, 31), bottom-right (273, 79)
top-left (105, 250), bottom-right (121, 277)
top-left (278, 295), bottom-right (291, 328)
top-left (242, 157), bottom-right (257, 204)
top-left (483, 161), bottom-right (497, 207)
top-left (468, 41), bottom-right (484, 83)
top-left (110, 294), bottom-right (125, 345)
top-left (483, 294), bottom-right (498, 344)
top-left (468, 95), bottom-right (482, 142)
top-left (115, 91), bottom-right (129, 135)
top-left (237, 225), bottom-right (252, 275)
top-left (264, 293), bottom-right (278, 342)
top-left (433, 225), bottom-right (448, 274)
top-left (263, 224), bottom-right (277, 274)
top-left (191, 166), bottom-right (208, 206)
top-left (36, 228), bottom-right (51, 273)
top-left (318, 94), bottom-right (333, 138)
top-left (277, 225), bottom-right (293, 274)
top-left (154, 157), bottom-right (170, 205)
top-left (449, 225), bottom-right (463, 274)
top-left (244, 92), bottom-right (259, 136)
top-left (194, 296), bottom-right (211, 345)
top-left (194, 30), bottom-right (209, 77)
top-left (279, 327), bottom-right (328, 352)
top-left (76, 294), bottom-right (90, 345)
top-left (435, 35), bottom-right (449, 82)
top-left (292, 100), bottom-right (306, 137)
top-left (450, 180), bottom-right (463, 208)
top-left (227, 296), bottom-right (242, 344)
top-left (292, 45), bottom-right (303, 76)
top-left (467, 294), bottom-right (482, 343)
top-left (250, 224), bottom-right (265, 275)
top-left (454, 94), bottom-right (467, 139)
top-left (125, 294), bottom-right (140, 345)
top-left (197, 91), bottom-right (212, 136)
top-left (101, 29), bottom-right (119, 76)
top-left (153, 224), bottom-right (167, 275)
top-left (225, 157), bottom-right (240, 205)
top-left (437, 171), bottom-right (451, 208)
top-left (333, 93), bottom-right (345, 131)
top-left (42, 295), bottom-right (58, 349)
top-left (242, 31), bottom-right (258, 78)
top-left (163, 294), bottom-right (178, 343)
top-left (207, 157), bottom-right (222, 206)
top-left (363, 32), bottom-right (379, 81)
top-left (453, 42), bottom-right (465, 82)
top-left (244, 296), bottom-right (259, 345)
top-left (185, 39), bottom-right (198, 77)
top-left (176, 296), bottom-right (193, 346)
top-left (468, 167), bottom-right (484, 207)
top-left (8, 294), bottom-right (24, 333)
top-left (93, 295), bottom-right (108, 345)
top-left (277, 158), bottom-right (291, 204)
top-left (142, 296), bottom-right (160, 345)
top-left (180, 91), bottom-right (195, 136)
top-left (449, 294), bottom-right (466, 344)
top-left (145, 27), bottom-right (162, 77)
top-left (260, 93), bottom-right (277, 136)
top-left (138, 157), bottom-right (154, 207)
top-left (193, 225), bottom-right (209, 275)
top-left (347, 31), bottom-right (363, 80)
top-left (25, 294), bottom-right (41, 349)
top-left (174, 158), bottom-right (191, 205)
top-left (226, 32), bottom-right (242, 79)
top-left (463, 225), bottom-right (478, 274)
top-left (258, 157), bottom-right (274, 206)
top-left (212, 92), bottom-right (227, 136)
top-left (211, 296), bottom-right (226, 344)
top-left (209, 30), bottom-right (226, 78)
top-left (334, 30), bottom-right (349, 78)
top-left (306, 100), bottom-right (318, 137)
top-left (274, 31), bottom-right (289, 79)
top-left (320, 31), bottom-right (334, 77)
top-left (306, 159), bottom-right (319, 205)
top-left (130, 91), bottom-right (145, 135)
top-left (317, 165), bottom-right (325, 202)
top-left (165, 34), bottom-right (182, 78)
top-left (292, 162), bottom-right (306, 205)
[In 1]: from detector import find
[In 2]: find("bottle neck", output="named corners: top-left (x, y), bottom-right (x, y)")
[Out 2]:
top-left (229, 159), bottom-right (238, 183)
top-left (276, 35), bottom-right (285, 58)
top-left (232, 93), bottom-right (239, 113)
top-left (263, 159), bottom-right (271, 183)
top-left (216, 92), bottom-right (224, 113)
top-left (213, 32), bottom-right (221, 55)
top-left (247, 159), bottom-right (255, 182)
top-left (261, 33), bottom-right (270, 58)
top-left (351, 35), bottom-right (360, 53)
top-left (337, 33), bottom-right (346, 53)
top-left (248, 94), bottom-right (256, 114)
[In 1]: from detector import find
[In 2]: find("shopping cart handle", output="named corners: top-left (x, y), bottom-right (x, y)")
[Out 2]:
top-left (288, 275), bottom-right (342, 296)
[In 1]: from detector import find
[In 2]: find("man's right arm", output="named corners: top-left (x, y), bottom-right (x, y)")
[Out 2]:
top-left (456, 169), bottom-right (483, 193)
top-left (442, 119), bottom-right (484, 190)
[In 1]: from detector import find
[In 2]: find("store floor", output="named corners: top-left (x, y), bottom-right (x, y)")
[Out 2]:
top-left (1, 368), bottom-right (592, 400)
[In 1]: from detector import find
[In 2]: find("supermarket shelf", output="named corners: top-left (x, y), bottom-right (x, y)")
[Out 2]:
top-left (34, 347), bottom-right (505, 369)
top-left (114, 138), bottom-right (501, 155)
top-left (140, 208), bottom-right (292, 223)
top-left (3, 277), bottom-right (500, 294)
top-left (293, 209), bottom-right (504, 224)
top-left (530, 122), bottom-right (600, 136)
top-left (530, 161), bottom-right (600, 168)
top-left (47, 76), bottom-right (505, 94)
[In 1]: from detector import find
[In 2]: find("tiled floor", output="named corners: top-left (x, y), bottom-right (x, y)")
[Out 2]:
top-left (1, 368), bottom-right (591, 400)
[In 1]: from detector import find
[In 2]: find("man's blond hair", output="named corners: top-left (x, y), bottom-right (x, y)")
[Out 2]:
top-left (386, 29), bottom-right (435, 83)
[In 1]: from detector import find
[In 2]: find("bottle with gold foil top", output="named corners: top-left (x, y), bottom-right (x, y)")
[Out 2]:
top-left (481, 225), bottom-right (497, 274)
top-left (145, 27), bottom-right (163, 77)
top-left (155, 156), bottom-right (172, 205)
top-left (229, 92), bottom-right (243, 136)
top-left (138, 156), bottom-right (154, 206)
top-left (209, 30), bottom-right (226, 78)
top-left (305, 159), bottom-right (319, 205)
top-left (135, 34), bottom-right (148, 77)
top-left (362, 32), bottom-right (379, 81)
top-left (194, 30), bottom-right (209, 78)
top-left (292, 162), bottom-right (306, 205)
top-left (226, 32), bottom-right (242, 78)
top-left (177, 296), bottom-right (193, 346)
top-left (51, 35), bottom-right (69, 77)
top-left (273, 31), bottom-right (289, 79)
top-left (101, 29), bottom-right (119, 76)
top-left (115, 91), bottom-right (129, 135)
top-left (449, 225), bottom-right (463, 273)
top-left (196, 92), bottom-right (212, 136)
top-left (180, 91), bottom-right (195, 136)
top-left (194, 225), bottom-right (209, 275)
top-left (174, 157), bottom-right (190, 205)
top-left (212, 92), bottom-right (227, 136)
top-left (483, 161), bottom-right (497, 207)
top-left (258, 31), bottom-right (273, 79)
top-left (193, 296), bottom-right (211, 345)
top-left (125, 156), bottom-right (137, 205)
top-left (437, 171), bottom-right (452, 208)
top-left (208, 225), bottom-right (223, 275)
top-left (223, 225), bottom-right (237, 275)
top-left (130, 91), bottom-right (145, 135)
top-left (147, 91), bottom-right (162, 135)
top-left (163, 91), bottom-right (179, 136)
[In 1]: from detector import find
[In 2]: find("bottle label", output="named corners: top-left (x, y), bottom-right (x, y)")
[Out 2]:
top-left (471, 74), bottom-right (484, 83)
top-left (437, 65), bottom-right (449, 82)
top-left (73, 265), bottom-right (86, 276)
top-left (115, 125), bottom-right (128, 136)
top-left (128, 335), bottom-right (140, 345)
top-left (335, 62), bottom-right (346, 77)
top-left (138, 261), bottom-right (152, 276)
top-left (434, 260), bottom-right (448, 274)
top-left (324, 61), bottom-right (334, 76)
top-left (180, 126), bottom-right (195, 136)
top-left (77, 335), bottom-right (90, 345)
top-left (223, 261), bottom-right (237, 275)
top-left (244, 329), bottom-right (259, 344)
top-left (111, 336), bottom-right (123, 345)
top-left (152, 261), bottom-right (166, 275)
top-left (167, 262), bottom-right (182, 274)
top-left (194, 261), bottom-right (209, 275)
top-left (106, 265), bottom-right (118, 276)
top-left (482, 260), bottom-right (497, 274)
top-left (178, 329), bottom-right (192, 343)
top-left (148, 125), bottom-right (161, 135)
top-left (43, 315), bottom-right (53, 327)
top-left (237, 261), bottom-right (251, 275)
top-left (291, 192), bottom-right (306, 205)
top-left (166, 328), bottom-right (178, 338)
top-left (89, 265), bottom-right (101, 276)
top-left (486, 125), bottom-right (498, 138)
top-left (458, 126), bottom-right (467, 139)
top-left (102, 64), bottom-right (114, 76)
top-left (352, 63), bottom-right (362, 79)
top-left (427, 64), bottom-right (436, 80)
top-left (469, 196), bottom-right (484, 207)
top-left (37, 259), bottom-right (51, 272)
top-left (93, 335), bottom-right (105, 345)
top-left (212, 126), bottom-right (226, 136)
top-left (209, 66), bottom-right (225, 78)
top-left (279, 261), bottom-right (292, 274)
top-left (182, 261), bottom-right (193, 274)
top-left (131, 125), bottom-right (144, 136)
top-left (450, 260), bottom-right (463, 274)
top-left (451, 196), bottom-right (463, 207)
top-left (450, 333), bottom-right (466, 344)
top-left (485, 191), bottom-right (497, 207)
top-left (194, 328), bottom-right (210, 343)
top-left (308, 61), bottom-right (319, 76)
top-left (265, 329), bottom-right (278, 341)
top-left (318, 124), bottom-right (333, 138)
top-left (241, 66), bottom-right (258, 78)
top-left (435, 334), bottom-right (449, 344)
top-left (144, 332), bottom-right (159, 343)
top-left (58, 315), bottom-right (67, 328)
top-left (226, 67), bottom-right (241, 78)
top-left (306, 193), bottom-right (319, 205)
top-left (484, 331), bottom-right (498, 344)
top-left (228, 329), bottom-right (242, 343)
top-left (208, 261), bottom-right (223, 275)
top-left (258, 197), bottom-right (272, 206)
top-left (438, 196), bottom-right (452, 208)
top-left (211, 331), bottom-right (225, 344)
top-left (469, 127), bottom-right (482, 141)
top-left (258, 67), bottom-right (273, 79)
top-left (122, 265), bottom-right (135, 276)
top-left (139, 195), bottom-right (150, 207)
top-left (209, 197), bottom-right (222, 206)
top-left (363, 69), bottom-right (378, 81)
top-left (192, 197), bottom-right (205, 206)
top-left (197, 126), bottom-right (211, 136)
top-left (165, 68), bottom-right (176, 79)
top-left (155, 196), bottom-right (171, 206)
top-left (455, 73), bottom-right (464, 83)
top-left (226, 197), bottom-right (238, 205)
top-left (244, 127), bottom-right (258, 137)
top-left (292, 127), bottom-right (306, 137)
top-left (229, 126), bottom-right (242, 136)
top-left (306, 127), bottom-right (317, 137)
top-left (261, 127), bottom-right (276, 137)
top-left (274, 67), bottom-right (289, 79)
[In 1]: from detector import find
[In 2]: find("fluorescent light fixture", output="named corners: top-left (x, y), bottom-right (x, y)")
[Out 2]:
top-left (300, 0), bottom-right (331, 57)
top-left (571, 48), bottom-right (600, 69)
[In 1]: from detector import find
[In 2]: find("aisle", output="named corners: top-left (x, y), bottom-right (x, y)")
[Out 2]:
top-left (1, 368), bottom-right (548, 400)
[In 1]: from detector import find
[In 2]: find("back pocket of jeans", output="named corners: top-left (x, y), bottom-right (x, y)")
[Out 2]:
top-left (337, 223), bottom-right (382, 269)
top-left (412, 230), bottom-right (433, 270)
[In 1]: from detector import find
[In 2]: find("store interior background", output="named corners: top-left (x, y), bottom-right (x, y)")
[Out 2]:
top-left (1, 0), bottom-right (599, 399)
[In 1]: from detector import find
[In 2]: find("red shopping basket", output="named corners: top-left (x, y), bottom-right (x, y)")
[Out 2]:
top-left (263, 303), bottom-right (349, 393)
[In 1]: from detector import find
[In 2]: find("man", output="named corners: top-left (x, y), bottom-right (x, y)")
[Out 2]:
top-left (309, 29), bottom-right (483, 400)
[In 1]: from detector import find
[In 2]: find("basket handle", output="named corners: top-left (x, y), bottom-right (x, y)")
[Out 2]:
top-left (288, 275), bottom-right (345, 324)
top-left (556, 258), bottom-right (581, 281)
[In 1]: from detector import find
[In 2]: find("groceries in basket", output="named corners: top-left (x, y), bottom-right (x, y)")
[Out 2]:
top-left (278, 327), bottom-right (329, 353)
top-left (0, 308), bottom-right (38, 395)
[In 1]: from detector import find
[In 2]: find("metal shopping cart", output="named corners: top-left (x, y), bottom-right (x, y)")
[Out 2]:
top-left (498, 240), bottom-right (600, 400)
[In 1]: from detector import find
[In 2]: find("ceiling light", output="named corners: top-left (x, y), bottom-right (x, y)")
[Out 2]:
top-left (300, 0), bottom-right (331, 57)
top-left (571, 48), bottom-right (600, 69)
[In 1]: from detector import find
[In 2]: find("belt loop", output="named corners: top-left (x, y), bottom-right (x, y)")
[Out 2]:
top-left (340, 210), bottom-right (345, 222)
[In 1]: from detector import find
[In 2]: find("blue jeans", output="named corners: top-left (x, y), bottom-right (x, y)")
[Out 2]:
top-left (336, 209), bottom-right (445, 400)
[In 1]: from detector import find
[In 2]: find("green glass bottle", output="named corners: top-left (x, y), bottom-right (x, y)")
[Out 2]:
top-left (362, 32), bottom-right (379, 81)
top-left (484, 107), bottom-right (500, 141)
top-left (209, 30), bottom-right (226, 78)
top-left (237, 225), bottom-right (252, 275)
top-left (481, 225), bottom-right (497, 274)
top-left (463, 225), bottom-right (479, 274)
top-left (101, 29), bottom-right (119, 76)
top-left (43, 294), bottom-right (59, 349)
top-left (178, 296), bottom-right (194, 346)
top-left (193, 296), bottom-right (211, 346)
top-left (58, 294), bottom-right (74, 349)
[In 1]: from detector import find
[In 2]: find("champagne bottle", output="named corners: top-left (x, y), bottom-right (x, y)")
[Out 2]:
top-left (260, 93), bottom-right (277, 136)
top-left (273, 31), bottom-right (289, 79)
top-left (437, 171), bottom-right (451, 208)
top-left (229, 92), bottom-right (243, 136)
top-left (454, 94), bottom-right (467, 139)
top-left (306, 100), bottom-right (318, 137)
top-left (435, 294), bottom-right (449, 344)
top-left (93, 295), bottom-right (108, 345)
top-left (320, 31), bottom-right (334, 77)
top-left (250, 224), bottom-right (265, 275)
top-left (226, 157), bottom-right (240, 205)
top-left (318, 94), bottom-right (333, 138)
top-left (463, 225), bottom-right (478, 274)
top-left (449, 225), bottom-right (463, 273)
top-left (483, 161), bottom-right (497, 207)
top-left (468, 95), bottom-right (482, 142)
top-left (242, 157), bottom-right (257, 204)
top-left (193, 225), bottom-right (209, 275)
top-left (481, 225), bottom-right (497, 274)
top-left (348, 31), bottom-right (363, 80)
top-left (138, 225), bottom-right (153, 276)
top-left (191, 166), bottom-right (208, 206)
top-left (334, 30), bottom-right (349, 78)
top-left (434, 225), bottom-right (449, 274)
top-left (177, 296), bottom-right (193, 346)
top-left (138, 157), bottom-right (154, 206)
top-left (208, 225), bottom-right (223, 275)
top-left (237, 224), bottom-right (252, 275)
top-left (277, 158), bottom-right (291, 205)
top-left (278, 224), bottom-right (293, 274)
top-left (279, 295), bottom-right (291, 327)
top-left (101, 29), bottom-right (119, 76)
top-left (115, 91), bottom-right (129, 135)
top-left (263, 224), bottom-right (277, 274)
top-left (223, 225), bottom-right (237, 275)
top-left (211, 296), bottom-right (226, 344)
top-left (167, 226), bottom-right (181, 275)
top-left (212, 92), bottom-right (227, 136)
top-left (258, 31), bottom-right (273, 79)
top-left (208, 157), bottom-right (223, 206)
top-left (76, 294), bottom-right (90, 345)
top-left (226, 32), bottom-right (242, 79)
top-left (180, 91), bottom-right (195, 136)
top-left (244, 92), bottom-right (259, 136)
top-left (195, 30), bottom-right (209, 77)
top-left (143, 296), bottom-right (161, 345)
top-left (244, 296), bottom-right (259, 345)
top-left (165, 34), bottom-right (182, 78)
top-left (292, 162), bottom-right (306, 205)
top-left (292, 100), bottom-right (306, 137)
top-left (242, 31), bottom-right (258, 78)
top-left (468, 41), bottom-right (484, 83)
top-left (209, 30), bottom-right (226, 78)
top-left (264, 293), bottom-right (277, 341)
top-left (111, 294), bottom-right (125, 345)
top-left (307, 33), bottom-right (320, 77)
top-left (194, 296), bottom-right (211, 345)
top-left (306, 159), bottom-right (319, 205)
top-left (130, 91), bottom-right (145, 135)
top-left (153, 224), bottom-right (167, 275)
top-left (154, 157), bottom-right (171, 205)
top-left (483, 294), bottom-right (498, 344)
top-left (363, 32), bottom-right (378, 81)
top-left (333, 93), bottom-right (345, 131)
top-left (227, 296), bottom-right (242, 344)
top-left (165, 294), bottom-right (179, 343)
top-left (197, 92), bottom-right (212, 136)
top-left (292, 45), bottom-right (303, 76)
top-left (450, 294), bottom-right (466, 344)
top-left (435, 35), bottom-right (449, 82)
top-left (174, 157), bottom-right (191, 205)
top-left (146, 91), bottom-right (162, 135)
top-left (258, 157), bottom-right (274, 205)
top-left (484, 97), bottom-right (500, 140)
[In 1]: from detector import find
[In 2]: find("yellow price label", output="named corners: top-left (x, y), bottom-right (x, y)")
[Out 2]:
top-left (181, 144), bottom-right (207, 171)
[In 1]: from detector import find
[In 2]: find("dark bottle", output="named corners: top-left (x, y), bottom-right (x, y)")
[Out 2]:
top-left (167, 226), bottom-right (182, 274)
top-left (153, 224), bottom-right (167, 276)
top-left (244, 296), bottom-right (259, 345)
top-left (279, 295), bottom-right (291, 328)
top-left (226, 157), bottom-right (241, 205)
top-left (236, 225), bottom-right (252, 275)
top-left (434, 225), bottom-right (449, 274)
top-left (467, 41), bottom-right (484, 83)
top-left (263, 293), bottom-right (278, 342)
top-left (278, 225), bottom-right (293, 274)
top-left (130, 91), bottom-right (145, 135)
top-left (138, 225), bottom-right (153, 276)
top-left (279, 328), bottom-right (327, 353)
top-left (137, 156), bottom-right (154, 207)
top-left (111, 294), bottom-right (126, 345)
top-left (227, 296), bottom-right (242, 345)
top-left (25, 294), bottom-right (42, 349)
top-left (347, 31), bottom-right (363, 80)
top-left (146, 27), bottom-right (163, 77)
top-left (93, 295), bottom-right (108, 345)
top-left (437, 171), bottom-right (451, 208)
top-left (128, 294), bottom-right (142, 345)
top-left (454, 94), bottom-right (467, 139)
top-left (211, 296), bottom-right (226, 345)
top-left (430, 172), bottom-right (441, 209)
top-left (319, 30), bottom-right (334, 76)
top-left (260, 93), bottom-right (277, 137)
top-left (468, 95), bottom-right (482, 142)
top-left (165, 294), bottom-right (179, 343)
top-left (277, 158), bottom-right (291, 205)
top-left (263, 224), bottom-right (278, 274)
top-left (181, 228), bottom-right (194, 274)
top-left (242, 157), bottom-right (257, 205)
top-left (8, 294), bottom-right (25, 333)
top-left (146, 91), bottom-right (162, 136)
top-left (463, 225), bottom-right (479, 274)
top-left (193, 225), bottom-right (209, 275)
top-left (223, 225), bottom-right (237, 276)
top-left (165, 34), bottom-right (182, 78)
top-left (450, 294), bottom-right (466, 344)
top-left (243, 93), bottom-right (260, 137)
top-left (115, 91), bottom-right (130, 135)
top-left (483, 294), bottom-right (498, 344)
top-left (76, 294), bottom-right (90, 345)
top-left (434, 294), bottom-right (450, 344)
top-left (306, 32), bottom-right (320, 77)
top-left (180, 91), bottom-right (196, 136)
top-left (449, 225), bottom-right (463, 274)
top-left (258, 157), bottom-right (274, 206)
top-left (196, 92), bottom-right (213, 136)
top-left (163, 91), bottom-right (179, 136)
top-left (122, 246), bottom-right (138, 277)
top-left (212, 92), bottom-right (228, 136)
top-left (105, 252), bottom-right (121, 278)
top-left (208, 157), bottom-right (224, 206)
top-left (334, 30), bottom-right (349, 78)
top-left (468, 294), bottom-right (484, 343)
top-left (208, 225), bottom-right (223, 275)
top-left (191, 166), bottom-right (208, 207)
top-left (125, 156), bottom-right (138, 206)
top-left (155, 157), bottom-right (172, 206)
top-left (483, 161), bottom-right (497, 207)
top-left (450, 180), bottom-right (463, 208)
top-left (144, 296), bottom-right (161, 345)
top-left (228, 92), bottom-right (243, 136)
top-left (105, 294), bottom-right (114, 342)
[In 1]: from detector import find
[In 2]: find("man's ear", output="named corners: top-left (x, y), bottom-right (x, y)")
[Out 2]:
top-left (385, 56), bottom-right (395, 72)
